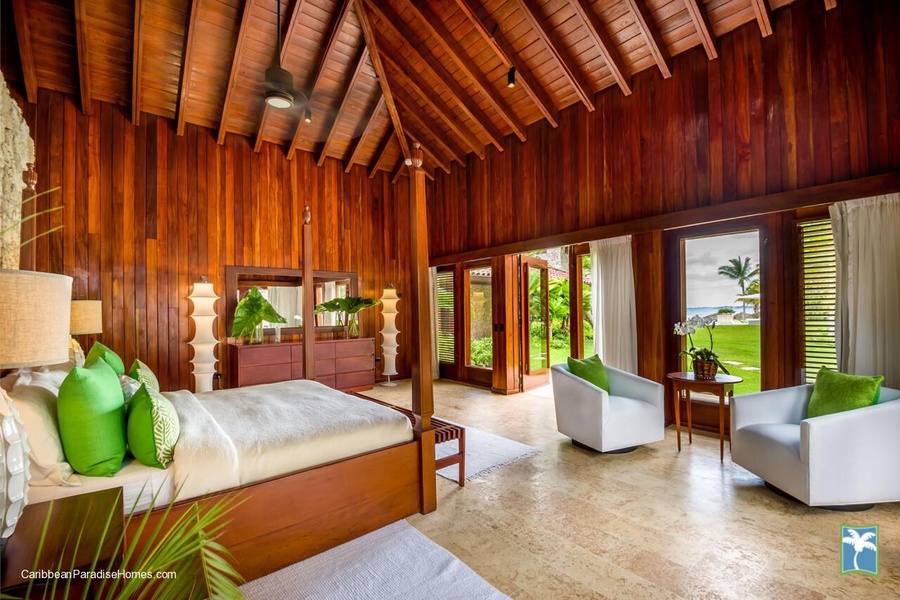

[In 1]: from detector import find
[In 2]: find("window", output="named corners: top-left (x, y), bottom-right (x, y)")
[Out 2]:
top-left (436, 270), bottom-right (455, 364)
top-left (466, 267), bottom-right (493, 368)
top-left (799, 219), bottom-right (838, 382)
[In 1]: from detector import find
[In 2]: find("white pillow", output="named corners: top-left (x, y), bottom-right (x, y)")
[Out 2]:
top-left (7, 369), bottom-right (80, 487)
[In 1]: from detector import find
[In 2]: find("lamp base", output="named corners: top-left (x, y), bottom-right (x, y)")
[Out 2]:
top-left (379, 374), bottom-right (398, 387)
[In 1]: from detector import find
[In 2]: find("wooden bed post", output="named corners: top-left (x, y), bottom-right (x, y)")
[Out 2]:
top-left (407, 143), bottom-right (437, 513)
top-left (302, 206), bottom-right (316, 379)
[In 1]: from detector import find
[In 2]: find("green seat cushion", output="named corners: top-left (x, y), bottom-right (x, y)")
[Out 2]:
top-left (807, 367), bottom-right (883, 419)
top-left (567, 354), bottom-right (611, 394)
top-left (85, 342), bottom-right (125, 376)
top-left (129, 359), bottom-right (160, 392)
top-left (58, 360), bottom-right (126, 477)
top-left (127, 384), bottom-right (180, 469)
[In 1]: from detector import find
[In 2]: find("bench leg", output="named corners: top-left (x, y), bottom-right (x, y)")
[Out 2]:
top-left (458, 429), bottom-right (466, 487)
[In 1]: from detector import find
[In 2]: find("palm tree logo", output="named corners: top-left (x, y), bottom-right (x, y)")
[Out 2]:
top-left (841, 526), bottom-right (879, 575)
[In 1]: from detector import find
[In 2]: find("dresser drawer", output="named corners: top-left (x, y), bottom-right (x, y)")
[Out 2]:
top-left (316, 359), bottom-right (336, 376)
top-left (314, 341), bottom-right (335, 359)
top-left (335, 355), bottom-right (374, 374)
top-left (336, 370), bottom-right (374, 391)
top-left (239, 363), bottom-right (292, 387)
top-left (316, 375), bottom-right (336, 388)
top-left (334, 339), bottom-right (374, 358)
top-left (236, 344), bottom-right (292, 367)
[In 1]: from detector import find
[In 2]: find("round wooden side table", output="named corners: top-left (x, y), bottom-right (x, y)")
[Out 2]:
top-left (667, 372), bottom-right (743, 462)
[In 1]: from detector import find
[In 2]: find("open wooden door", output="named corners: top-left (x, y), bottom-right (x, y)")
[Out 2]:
top-left (519, 255), bottom-right (551, 391)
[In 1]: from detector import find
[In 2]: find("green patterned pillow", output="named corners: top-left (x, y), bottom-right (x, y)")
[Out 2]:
top-left (129, 359), bottom-right (160, 391)
top-left (85, 342), bottom-right (125, 376)
top-left (127, 384), bottom-right (180, 469)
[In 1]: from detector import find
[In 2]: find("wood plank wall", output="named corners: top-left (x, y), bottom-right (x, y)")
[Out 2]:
top-left (14, 88), bottom-right (412, 391)
top-left (427, 0), bottom-right (900, 260)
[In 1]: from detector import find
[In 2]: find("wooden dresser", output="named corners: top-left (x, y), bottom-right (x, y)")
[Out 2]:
top-left (228, 338), bottom-right (376, 392)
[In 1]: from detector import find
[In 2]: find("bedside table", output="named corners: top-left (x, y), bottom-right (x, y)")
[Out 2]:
top-left (1, 487), bottom-right (124, 594)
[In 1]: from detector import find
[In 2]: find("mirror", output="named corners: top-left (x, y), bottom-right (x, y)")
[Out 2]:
top-left (225, 266), bottom-right (358, 338)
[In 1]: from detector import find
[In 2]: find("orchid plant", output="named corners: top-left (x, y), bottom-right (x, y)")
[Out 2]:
top-left (673, 315), bottom-right (730, 374)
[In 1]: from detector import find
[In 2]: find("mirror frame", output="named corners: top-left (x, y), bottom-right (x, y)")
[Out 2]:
top-left (224, 265), bottom-right (359, 338)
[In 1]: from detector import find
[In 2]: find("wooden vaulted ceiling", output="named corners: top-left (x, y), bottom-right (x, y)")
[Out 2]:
top-left (2, 0), bottom-right (832, 180)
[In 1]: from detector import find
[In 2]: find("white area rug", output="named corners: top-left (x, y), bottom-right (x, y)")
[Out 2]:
top-left (437, 426), bottom-right (540, 483)
top-left (241, 521), bottom-right (508, 599)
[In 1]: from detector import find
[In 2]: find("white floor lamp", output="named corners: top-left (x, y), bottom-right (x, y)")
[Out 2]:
top-left (189, 276), bottom-right (219, 392)
top-left (380, 285), bottom-right (400, 387)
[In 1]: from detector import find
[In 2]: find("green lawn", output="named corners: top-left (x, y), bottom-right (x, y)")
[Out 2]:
top-left (707, 324), bottom-right (761, 394)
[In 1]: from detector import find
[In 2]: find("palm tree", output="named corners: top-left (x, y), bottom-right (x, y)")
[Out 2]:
top-left (842, 529), bottom-right (877, 571)
top-left (718, 257), bottom-right (760, 318)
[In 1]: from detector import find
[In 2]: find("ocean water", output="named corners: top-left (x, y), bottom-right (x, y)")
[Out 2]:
top-left (686, 305), bottom-right (743, 317)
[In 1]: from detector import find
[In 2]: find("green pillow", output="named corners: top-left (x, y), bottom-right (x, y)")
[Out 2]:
top-left (85, 342), bottom-right (125, 376)
top-left (129, 359), bottom-right (159, 391)
top-left (127, 384), bottom-right (180, 469)
top-left (58, 360), bottom-right (126, 476)
top-left (807, 367), bottom-right (883, 419)
top-left (567, 354), bottom-right (610, 393)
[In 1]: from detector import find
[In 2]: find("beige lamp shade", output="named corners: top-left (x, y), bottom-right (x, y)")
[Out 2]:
top-left (0, 269), bottom-right (73, 368)
top-left (380, 285), bottom-right (400, 379)
top-left (189, 277), bottom-right (219, 392)
top-left (70, 300), bottom-right (103, 335)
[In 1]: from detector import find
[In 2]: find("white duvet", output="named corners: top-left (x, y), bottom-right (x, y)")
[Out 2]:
top-left (165, 380), bottom-right (413, 500)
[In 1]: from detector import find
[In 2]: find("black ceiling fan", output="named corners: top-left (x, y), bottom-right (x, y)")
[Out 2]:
top-left (264, 0), bottom-right (308, 111)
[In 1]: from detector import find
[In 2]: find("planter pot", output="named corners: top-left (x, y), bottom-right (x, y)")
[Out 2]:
top-left (692, 359), bottom-right (718, 380)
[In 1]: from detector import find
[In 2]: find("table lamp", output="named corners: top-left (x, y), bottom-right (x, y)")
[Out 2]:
top-left (0, 269), bottom-right (72, 556)
top-left (69, 300), bottom-right (103, 366)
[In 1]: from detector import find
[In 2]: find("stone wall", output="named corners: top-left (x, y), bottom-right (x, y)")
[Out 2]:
top-left (0, 70), bottom-right (35, 269)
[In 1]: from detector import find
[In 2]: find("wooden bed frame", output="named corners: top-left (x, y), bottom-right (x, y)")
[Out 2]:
top-left (128, 148), bottom-right (438, 582)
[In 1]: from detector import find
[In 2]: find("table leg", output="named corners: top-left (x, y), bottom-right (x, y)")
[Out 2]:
top-left (673, 383), bottom-right (682, 452)
top-left (719, 391), bottom-right (725, 462)
top-left (686, 390), bottom-right (693, 445)
top-left (728, 391), bottom-right (734, 454)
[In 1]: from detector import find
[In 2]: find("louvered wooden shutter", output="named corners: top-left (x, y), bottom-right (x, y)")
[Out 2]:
top-left (436, 270), bottom-right (455, 364)
top-left (799, 219), bottom-right (838, 383)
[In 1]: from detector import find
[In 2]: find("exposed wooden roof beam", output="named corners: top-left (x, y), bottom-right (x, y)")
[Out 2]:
top-left (396, 97), bottom-right (465, 166)
top-left (749, 0), bottom-right (774, 37)
top-left (217, 0), bottom-right (258, 144)
top-left (570, 0), bottom-right (632, 96)
top-left (254, 0), bottom-right (307, 152)
top-left (74, 0), bottom-right (93, 113)
top-left (361, 0), bottom-right (505, 151)
top-left (346, 95), bottom-right (385, 173)
top-left (824, 0), bottom-right (837, 8)
top-left (455, 0), bottom-right (558, 128)
top-left (176, 0), bottom-right (202, 136)
top-left (399, 0), bottom-right (526, 142)
top-left (622, 0), bottom-right (672, 78)
top-left (287, 0), bottom-right (353, 158)
top-left (11, 0), bottom-right (37, 103)
top-left (682, 0), bottom-right (718, 61)
top-left (318, 47), bottom-right (370, 167)
top-left (132, 0), bottom-right (145, 124)
top-left (356, 0), bottom-right (411, 160)
top-left (368, 127), bottom-right (394, 179)
top-left (408, 133), bottom-right (450, 174)
top-left (391, 158), bottom-right (407, 184)
top-left (381, 53), bottom-right (484, 159)
top-left (514, 0), bottom-right (596, 108)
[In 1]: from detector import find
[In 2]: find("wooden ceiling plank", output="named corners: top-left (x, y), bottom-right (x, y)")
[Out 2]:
top-left (570, 0), bottom-right (632, 96)
top-left (74, 0), bottom-right (93, 114)
top-left (398, 0), bottom-right (526, 142)
top-left (217, 0), bottom-right (259, 145)
top-left (132, 0), bottom-right (145, 125)
top-left (346, 95), bottom-right (385, 173)
top-left (368, 126), bottom-right (394, 179)
top-left (381, 53), bottom-right (485, 159)
top-left (287, 0), bottom-right (354, 158)
top-left (622, 0), bottom-right (672, 79)
top-left (362, 0), bottom-right (505, 151)
top-left (254, 0), bottom-right (307, 152)
top-left (682, 0), bottom-right (718, 61)
top-left (514, 0), bottom-right (596, 109)
top-left (177, 0), bottom-right (203, 136)
top-left (454, 0), bottom-right (558, 128)
top-left (396, 96), bottom-right (465, 166)
top-left (824, 0), bottom-right (837, 8)
top-left (749, 0), bottom-right (774, 37)
top-left (11, 0), bottom-right (37, 103)
top-left (317, 46), bottom-right (370, 167)
top-left (356, 0), bottom-right (411, 160)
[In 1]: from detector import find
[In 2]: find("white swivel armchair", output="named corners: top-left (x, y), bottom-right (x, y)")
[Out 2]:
top-left (551, 364), bottom-right (665, 453)
top-left (731, 384), bottom-right (900, 508)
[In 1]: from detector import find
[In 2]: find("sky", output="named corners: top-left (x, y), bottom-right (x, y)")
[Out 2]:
top-left (685, 231), bottom-right (760, 309)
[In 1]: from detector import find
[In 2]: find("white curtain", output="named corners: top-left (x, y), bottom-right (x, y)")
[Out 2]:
top-left (266, 286), bottom-right (302, 327)
top-left (830, 194), bottom-right (900, 388)
top-left (428, 267), bottom-right (440, 380)
top-left (590, 236), bottom-right (638, 373)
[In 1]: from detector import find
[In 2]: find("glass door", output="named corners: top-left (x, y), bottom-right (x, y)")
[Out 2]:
top-left (520, 255), bottom-right (550, 391)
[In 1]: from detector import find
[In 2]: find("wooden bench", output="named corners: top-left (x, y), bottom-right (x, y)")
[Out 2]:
top-left (356, 394), bottom-right (466, 487)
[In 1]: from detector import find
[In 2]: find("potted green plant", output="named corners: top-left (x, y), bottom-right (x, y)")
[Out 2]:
top-left (314, 297), bottom-right (381, 339)
top-left (231, 286), bottom-right (286, 344)
top-left (673, 315), bottom-right (730, 380)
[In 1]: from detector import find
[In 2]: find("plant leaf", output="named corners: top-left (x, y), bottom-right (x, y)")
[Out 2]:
top-left (231, 286), bottom-right (286, 337)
